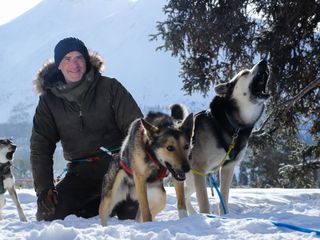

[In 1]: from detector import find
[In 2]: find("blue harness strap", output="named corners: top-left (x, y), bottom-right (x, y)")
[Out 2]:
top-left (55, 147), bottom-right (121, 182)
top-left (208, 174), bottom-right (227, 214)
top-left (55, 155), bottom-right (101, 183)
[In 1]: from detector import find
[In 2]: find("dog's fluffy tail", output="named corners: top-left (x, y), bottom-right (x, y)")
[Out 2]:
top-left (170, 104), bottom-right (188, 121)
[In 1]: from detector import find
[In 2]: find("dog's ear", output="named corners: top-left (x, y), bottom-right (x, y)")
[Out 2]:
top-left (179, 113), bottom-right (194, 141)
top-left (140, 119), bottom-right (159, 138)
top-left (214, 82), bottom-right (229, 97)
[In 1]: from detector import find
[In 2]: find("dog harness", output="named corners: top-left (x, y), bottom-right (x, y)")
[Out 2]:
top-left (191, 110), bottom-right (241, 177)
top-left (119, 123), bottom-right (168, 181)
top-left (56, 156), bottom-right (102, 182)
top-left (0, 162), bottom-right (12, 194)
top-left (70, 156), bottom-right (101, 164)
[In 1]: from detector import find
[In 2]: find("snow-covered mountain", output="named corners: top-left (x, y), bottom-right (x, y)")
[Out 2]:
top-left (0, 0), bottom-right (212, 124)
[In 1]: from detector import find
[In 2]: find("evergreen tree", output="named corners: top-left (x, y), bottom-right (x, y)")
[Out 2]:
top-left (153, 0), bottom-right (320, 187)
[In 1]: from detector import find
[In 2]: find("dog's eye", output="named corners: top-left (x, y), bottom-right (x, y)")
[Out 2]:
top-left (167, 145), bottom-right (175, 152)
top-left (184, 144), bottom-right (189, 150)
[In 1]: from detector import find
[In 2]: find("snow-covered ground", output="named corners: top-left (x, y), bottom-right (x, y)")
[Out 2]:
top-left (1, 187), bottom-right (319, 239)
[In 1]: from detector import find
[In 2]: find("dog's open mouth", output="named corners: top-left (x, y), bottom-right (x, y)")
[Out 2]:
top-left (6, 151), bottom-right (15, 160)
top-left (251, 67), bottom-right (270, 99)
top-left (165, 162), bottom-right (189, 181)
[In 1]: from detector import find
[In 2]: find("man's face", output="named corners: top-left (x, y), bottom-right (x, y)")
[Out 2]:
top-left (58, 51), bottom-right (87, 83)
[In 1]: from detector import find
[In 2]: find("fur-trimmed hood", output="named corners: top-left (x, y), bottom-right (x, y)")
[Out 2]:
top-left (33, 52), bottom-right (105, 95)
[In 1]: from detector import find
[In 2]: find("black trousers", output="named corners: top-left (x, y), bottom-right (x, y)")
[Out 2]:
top-left (36, 156), bottom-right (138, 221)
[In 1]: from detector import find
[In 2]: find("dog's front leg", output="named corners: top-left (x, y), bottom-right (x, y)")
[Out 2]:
top-left (219, 160), bottom-right (237, 215)
top-left (193, 173), bottom-right (210, 213)
top-left (133, 173), bottom-right (151, 222)
top-left (99, 193), bottom-right (113, 226)
top-left (6, 185), bottom-right (27, 222)
top-left (172, 179), bottom-right (188, 218)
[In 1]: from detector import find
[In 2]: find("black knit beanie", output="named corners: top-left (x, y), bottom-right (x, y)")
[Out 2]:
top-left (54, 37), bottom-right (90, 68)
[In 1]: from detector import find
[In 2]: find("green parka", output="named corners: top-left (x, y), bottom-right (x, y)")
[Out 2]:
top-left (30, 53), bottom-right (143, 195)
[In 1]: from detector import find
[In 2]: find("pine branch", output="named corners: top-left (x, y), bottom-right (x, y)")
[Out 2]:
top-left (253, 77), bottom-right (320, 136)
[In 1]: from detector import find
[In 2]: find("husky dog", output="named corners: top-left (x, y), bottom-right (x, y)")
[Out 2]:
top-left (174, 60), bottom-right (270, 215)
top-left (99, 111), bottom-right (194, 226)
top-left (0, 139), bottom-right (27, 221)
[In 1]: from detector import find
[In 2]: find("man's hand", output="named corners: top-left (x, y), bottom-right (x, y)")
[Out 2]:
top-left (37, 188), bottom-right (58, 216)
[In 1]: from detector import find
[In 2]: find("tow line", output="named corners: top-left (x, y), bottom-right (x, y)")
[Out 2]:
top-left (206, 214), bottom-right (320, 236)
top-left (207, 175), bottom-right (319, 236)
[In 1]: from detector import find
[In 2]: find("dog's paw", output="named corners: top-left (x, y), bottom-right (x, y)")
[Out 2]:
top-left (178, 209), bottom-right (188, 219)
top-left (20, 215), bottom-right (27, 222)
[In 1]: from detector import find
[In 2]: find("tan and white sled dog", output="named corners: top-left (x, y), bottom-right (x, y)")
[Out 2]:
top-left (172, 60), bottom-right (270, 216)
top-left (0, 139), bottom-right (27, 221)
top-left (99, 111), bottom-right (193, 226)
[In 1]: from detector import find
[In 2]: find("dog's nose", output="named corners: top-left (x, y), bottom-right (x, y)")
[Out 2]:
top-left (182, 161), bottom-right (190, 173)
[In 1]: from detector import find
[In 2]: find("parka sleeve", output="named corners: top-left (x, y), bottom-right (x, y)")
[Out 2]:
top-left (111, 79), bottom-right (143, 136)
top-left (30, 96), bottom-right (60, 195)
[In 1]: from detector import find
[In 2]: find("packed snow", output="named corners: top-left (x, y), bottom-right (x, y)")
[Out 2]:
top-left (1, 187), bottom-right (319, 239)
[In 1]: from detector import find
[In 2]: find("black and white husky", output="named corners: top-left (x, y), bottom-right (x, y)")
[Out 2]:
top-left (173, 60), bottom-right (270, 215)
top-left (0, 139), bottom-right (27, 221)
